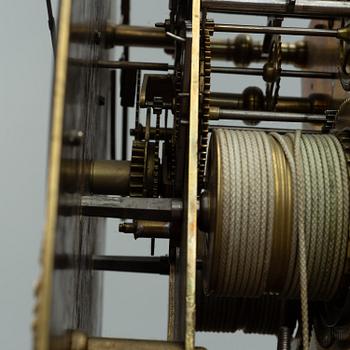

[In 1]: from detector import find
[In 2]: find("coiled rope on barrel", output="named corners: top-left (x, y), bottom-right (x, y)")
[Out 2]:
top-left (205, 129), bottom-right (349, 304)
top-left (213, 129), bottom-right (274, 296)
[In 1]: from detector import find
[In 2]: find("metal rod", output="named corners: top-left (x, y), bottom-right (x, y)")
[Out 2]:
top-left (70, 58), bottom-right (173, 71)
top-left (211, 39), bottom-right (310, 67)
top-left (214, 23), bottom-right (338, 37)
top-left (92, 255), bottom-right (170, 275)
top-left (210, 91), bottom-right (338, 114)
top-left (213, 108), bottom-right (326, 123)
top-left (122, 106), bottom-right (128, 160)
top-left (130, 125), bottom-right (172, 140)
top-left (69, 331), bottom-right (207, 350)
top-left (121, 2), bottom-right (130, 161)
top-left (209, 124), bottom-right (323, 133)
top-left (92, 256), bottom-right (203, 275)
top-left (75, 195), bottom-right (183, 221)
top-left (70, 24), bottom-right (173, 48)
top-left (211, 66), bottom-right (337, 79)
top-left (202, 0), bottom-right (350, 18)
top-left (112, 24), bottom-right (172, 47)
top-left (110, 70), bottom-right (116, 160)
top-left (94, 60), bottom-right (172, 71)
top-left (119, 220), bottom-right (172, 239)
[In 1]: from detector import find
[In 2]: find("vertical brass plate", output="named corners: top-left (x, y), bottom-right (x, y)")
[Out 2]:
top-left (34, 1), bottom-right (113, 349)
top-left (184, 1), bottom-right (200, 348)
top-left (170, 2), bottom-right (200, 349)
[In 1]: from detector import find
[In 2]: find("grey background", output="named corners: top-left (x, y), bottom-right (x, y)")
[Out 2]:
top-left (0, 1), bottom-right (301, 349)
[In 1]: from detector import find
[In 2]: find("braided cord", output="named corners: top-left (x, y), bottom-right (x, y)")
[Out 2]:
top-left (328, 135), bottom-right (349, 296)
top-left (235, 131), bottom-right (250, 296)
top-left (206, 129), bottom-right (349, 307)
top-left (252, 131), bottom-right (268, 295)
top-left (211, 130), bottom-right (274, 296)
top-left (302, 136), bottom-right (322, 299)
top-left (319, 135), bottom-right (340, 298)
top-left (271, 132), bottom-right (298, 297)
top-left (261, 131), bottom-right (275, 293)
top-left (294, 131), bottom-right (310, 350)
top-left (218, 130), bottom-right (231, 294)
top-left (241, 132), bottom-right (256, 296)
top-left (250, 131), bottom-right (265, 295)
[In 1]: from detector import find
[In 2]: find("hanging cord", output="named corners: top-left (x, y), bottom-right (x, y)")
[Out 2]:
top-left (270, 132), bottom-right (298, 298)
top-left (294, 131), bottom-right (310, 350)
top-left (45, 0), bottom-right (56, 55)
top-left (272, 131), bottom-right (310, 349)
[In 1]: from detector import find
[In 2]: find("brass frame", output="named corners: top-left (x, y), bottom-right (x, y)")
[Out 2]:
top-left (35, 1), bottom-right (72, 350)
top-left (183, 1), bottom-right (200, 348)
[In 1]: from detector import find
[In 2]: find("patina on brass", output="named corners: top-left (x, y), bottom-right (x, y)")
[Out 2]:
top-left (61, 160), bottom-right (130, 195)
top-left (267, 136), bottom-right (293, 292)
top-left (89, 160), bottom-right (130, 195)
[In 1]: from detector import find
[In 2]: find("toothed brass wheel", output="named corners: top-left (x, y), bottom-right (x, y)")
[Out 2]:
top-left (130, 140), bottom-right (159, 197)
top-left (198, 18), bottom-right (214, 190)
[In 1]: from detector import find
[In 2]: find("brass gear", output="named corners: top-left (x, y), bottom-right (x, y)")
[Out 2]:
top-left (198, 19), bottom-right (214, 190)
top-left (130, 140), bottom-right (159, 197)
top-left (130, 140), bottom-right (147, 197)
top-left (170, 66), bottom-right (183, 188)
top-left (264, 35), bottom-right (282, 111)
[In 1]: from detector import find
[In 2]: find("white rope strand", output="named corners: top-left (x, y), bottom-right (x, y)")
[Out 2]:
top-left (294, 131), bottom-right (310, 350)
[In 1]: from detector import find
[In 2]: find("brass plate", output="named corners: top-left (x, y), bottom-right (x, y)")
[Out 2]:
top-left (170, 2), bottom-right (201, 349)
top-left (34, 1), bottom-right (113, 349)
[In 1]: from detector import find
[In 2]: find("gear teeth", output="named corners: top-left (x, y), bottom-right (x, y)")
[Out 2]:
top-left (172, 19), bottom-right (213, 192)
top-left (170, 67), bottom-right (183, 189)
top-left (198, 19), bottom-right (213, 190)
top-left (130, 141), bottom-right (147, 197)
top-left (130, 139), bottom-right (160, 197)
